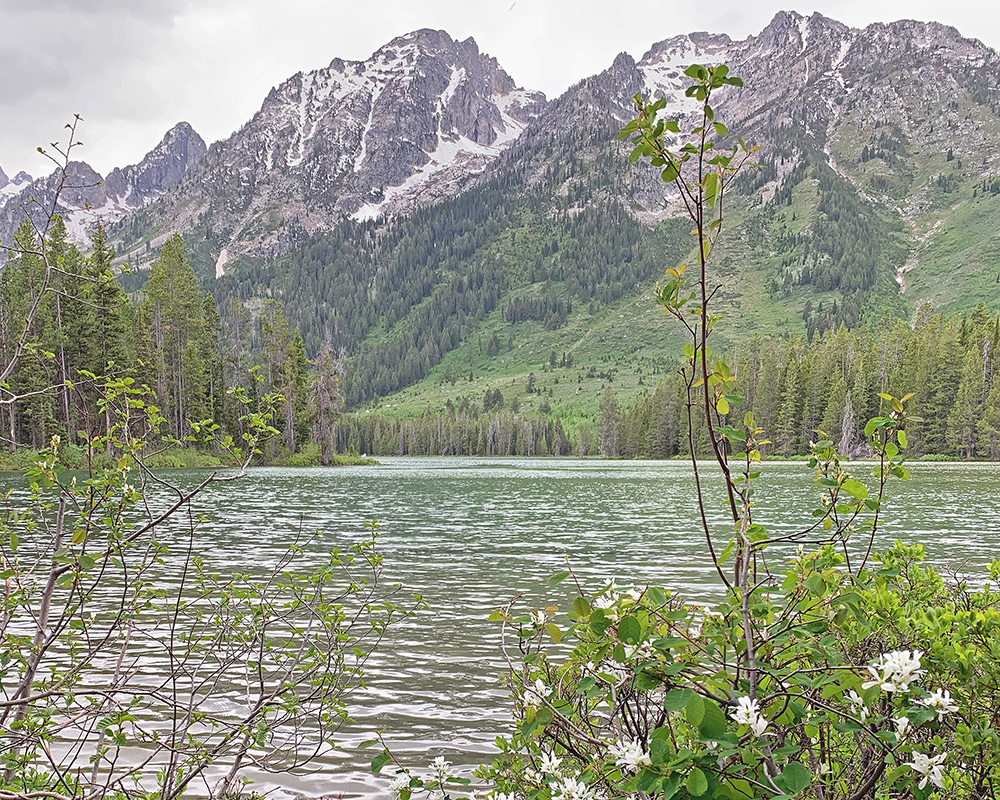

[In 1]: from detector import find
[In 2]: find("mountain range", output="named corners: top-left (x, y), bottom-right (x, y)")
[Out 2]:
top-left (2, 10), bottom-right (999, 409)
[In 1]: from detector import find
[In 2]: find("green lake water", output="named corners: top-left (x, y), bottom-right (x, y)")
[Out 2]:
top-left (4, 458), bottom-right (1000, 797)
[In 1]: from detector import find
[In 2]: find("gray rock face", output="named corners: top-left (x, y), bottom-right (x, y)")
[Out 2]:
top-left (104, 122), bottom-right (207, 208)
top-left (137, 29), bottom-right (546, 264)
top-left (491, 10), bottom-right (999, 223)
top-left (0, 168), bottom-right (32, 202)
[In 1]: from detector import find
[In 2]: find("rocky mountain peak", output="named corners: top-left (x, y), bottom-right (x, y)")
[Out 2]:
top-left (0, 123), bottom-right (206, 254)
top-left (141, 29), bottom-right (547, 266)
top-left (104, 121), bottom-right (206, 208)
top-left (0, 167), bottom-right (32, 201)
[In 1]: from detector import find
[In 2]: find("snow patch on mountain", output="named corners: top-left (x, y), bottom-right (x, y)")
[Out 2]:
top-left (637, 34), bottom-right (733, 118)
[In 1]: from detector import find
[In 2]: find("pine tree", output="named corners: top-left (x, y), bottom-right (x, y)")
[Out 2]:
top-left (141, 234), bottom-right (216, 439)
top-left (313, 340), bottom-right (344, 465)
top-left (598, 388), bottom-right (621, 457)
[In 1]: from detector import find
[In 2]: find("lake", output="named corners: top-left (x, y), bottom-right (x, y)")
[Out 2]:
top-left (4, 458), bottom-right (1000, 797)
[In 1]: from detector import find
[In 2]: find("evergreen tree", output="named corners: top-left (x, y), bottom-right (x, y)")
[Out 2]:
top-left (141, 234), bottom-right (218, 439)
top-left (313, 340), bottom-right (344, 465)
top-left (598, 388), bottom-right (621, 457)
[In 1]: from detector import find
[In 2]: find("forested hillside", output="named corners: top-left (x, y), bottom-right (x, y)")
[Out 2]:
top-left (2, 216), bottom-right (999, 463)
top-left (325, 305), bottom-right (1000, 461)
top-left (208, 116), bottom-right (694, 408)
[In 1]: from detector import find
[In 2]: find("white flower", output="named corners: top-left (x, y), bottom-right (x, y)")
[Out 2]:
top-left (731, 696), bottom-right (768, 737)
top-left (524, 768), bottom-right (544, 785)
top-left (861, 650), bottom-right (925, 693)
top-left (540, 752), bottom-right (562, 775)
top-left (894, 716), bottom-right (911, 738)
top-left (905, 750), bottom-right (947, 790)
top-left (491, 794), bottom-right (519, 800)
top-left (918, 688), bottom-right (959, 720)
top-left (389, 776), bottom-right (410, 799)
top-left (530, 609), bottom-right (547, 627)
top-left (525, 678), bottom-right (548, 709)
top-left (430, 756), bottom-right (451, 780)
top-left (552, 776), bottom-right (596, 800)
top-left (593, 592), bottom-right (619, 610)
top-left (818, 763), bottom-right (831, 775)
top-left (608, 738), bottom-right (651, 773)
top-left (847, 690), bottom-right (869, 722)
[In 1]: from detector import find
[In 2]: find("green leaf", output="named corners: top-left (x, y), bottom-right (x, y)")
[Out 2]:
top-left (698, 698), bottom-right (728, 739)
top-left (661, 162), bottom-right (680, 182)
top-left (635, 669), bottom-right (662, 690)
top-left (647, 586), bottom-right (667, 606)
top-left (686, 767), bottom-right (709, 797)
top-left (661, 774), bottom-right (683, 800)
top-left (573, 596), bottom-right (591, 616)
top-left (897, 429), bottom-right (908, 449)
top-left (664, 687), bottom-right (693, 711)
top-left (546, 623), bottom-right (562, 644)
top-left (618, 615), bottom-right (642, 645)
top-left (713, 122), bottom-right (729, 137)
top-left (804, 575), bottom-right (826, 596)
top-left (775, 762), bottom-right (811, 794)
top-left (548, 570), bottom-right (570, 586)
top-left (370, 752), bottom-right (392, 774)
top-left (704, 172), bottom-right (720, 207)
top-left (841, 479), bottom-right (868, 500)
top-left (716, 396), bottom-right (730, 415)
top-left (685, 692), bottom-right (706, 726)
top-left (590, 609), bottom-right (611, 636)
top-left (650, 736), bottom-right (671, 766)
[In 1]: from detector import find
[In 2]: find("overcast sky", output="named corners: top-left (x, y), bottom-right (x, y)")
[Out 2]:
top-left (1, 0), bottom-right (997, 179)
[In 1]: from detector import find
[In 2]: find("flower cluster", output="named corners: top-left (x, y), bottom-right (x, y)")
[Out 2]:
top-left (905, 751), bottom-right (947, 789)
top-left (918, 688), bottom-right (959, 720)
top-left (608, 738), bottom-right (651, 773)
top-left (431, 756), bottom-right (451, 782)
top-left (847, 689), bottom-right (869, 722)
top-left (389, 775), bottom-right (410, 799)
top-left (524, 678), bottom-right (548, 710)
top-left (551, 776), bottom-right (596, 800)
top-left (862, 649), bottom-right (925, 693)
top-left (731, 696), bottom-right (768, 737)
